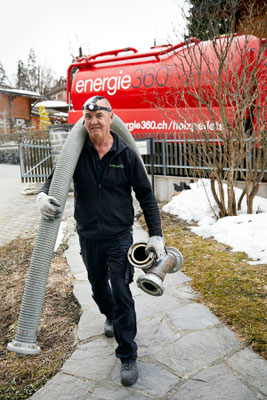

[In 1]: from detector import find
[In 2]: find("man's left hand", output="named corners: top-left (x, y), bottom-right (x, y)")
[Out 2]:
top-left (145, 236), bottom-right (166, 259)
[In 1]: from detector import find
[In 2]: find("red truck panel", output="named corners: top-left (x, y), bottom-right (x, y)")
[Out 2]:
top-left (67, 35), bottom-right (264, 135)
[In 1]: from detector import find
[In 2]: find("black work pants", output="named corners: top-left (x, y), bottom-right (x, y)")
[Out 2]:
top-left (79, 230), bottom-right (137, 361)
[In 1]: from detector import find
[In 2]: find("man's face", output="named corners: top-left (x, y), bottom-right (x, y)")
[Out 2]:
top-left (84, 100), bottom-right (113, 140)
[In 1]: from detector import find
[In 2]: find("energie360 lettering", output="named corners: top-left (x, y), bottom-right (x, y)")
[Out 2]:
top-left (75, 66), bottom-right (169, 96)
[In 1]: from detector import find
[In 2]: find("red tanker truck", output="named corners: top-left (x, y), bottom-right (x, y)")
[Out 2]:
top-left (67, 34), bottom-right (266, 138)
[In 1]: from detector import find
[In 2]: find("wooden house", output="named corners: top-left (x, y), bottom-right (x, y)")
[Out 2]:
top-left (0, 87), bottom-right (43, 133)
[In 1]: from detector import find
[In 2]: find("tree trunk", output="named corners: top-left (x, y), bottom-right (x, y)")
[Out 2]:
top-left (211, 174), bottom-right (228, 217)
top-left (237, 188), bottom-right (246, 210)
top-left (227, 141), bottom-right (237, 216)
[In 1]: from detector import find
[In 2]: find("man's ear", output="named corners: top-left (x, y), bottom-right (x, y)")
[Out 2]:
top-left (110, 112), bottom-right (114, 123)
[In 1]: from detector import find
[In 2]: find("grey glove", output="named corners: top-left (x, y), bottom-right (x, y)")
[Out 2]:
top-left (145, 235), bottom-right (166, 259)
top-left (36, 192), bottom-right (61, 220)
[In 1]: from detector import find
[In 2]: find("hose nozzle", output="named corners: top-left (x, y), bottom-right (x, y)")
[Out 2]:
top-left (127, 242), bottom-right (183, 296)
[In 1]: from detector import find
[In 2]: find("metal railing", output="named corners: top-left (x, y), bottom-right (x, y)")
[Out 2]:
top-left (12, 128), bottom-right (267, 183)
top-left (20, 140), bottom-right (52, 183)
top-left (133, 133), bottom-right (267, 179)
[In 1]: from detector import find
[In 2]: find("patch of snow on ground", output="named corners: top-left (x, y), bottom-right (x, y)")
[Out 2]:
top-left (162, 179), bottom-right (267, 264)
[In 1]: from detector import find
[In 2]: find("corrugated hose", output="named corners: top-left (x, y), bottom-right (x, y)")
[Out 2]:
top-left (7, 113), bottom-right (143, 354)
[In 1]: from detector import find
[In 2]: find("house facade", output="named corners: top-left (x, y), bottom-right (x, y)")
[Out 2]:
top-left (0, 87), bottom-right (43, 134)
top-left (47, 77), bottom-right (67, 102)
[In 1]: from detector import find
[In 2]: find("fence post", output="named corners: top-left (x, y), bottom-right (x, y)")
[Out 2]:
top-left (150, 137), bottom-right (155, 192)
top-left (19, 143), bottom-right (25, 182)
top-left (162, 138), bottom-right (167, 176)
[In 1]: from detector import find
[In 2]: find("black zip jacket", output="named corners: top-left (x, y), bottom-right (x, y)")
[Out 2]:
top-left (41, 131), bottom-right (162, 239)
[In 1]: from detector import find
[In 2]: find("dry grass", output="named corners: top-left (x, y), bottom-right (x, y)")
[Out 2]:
top-left (140, 210), bottom-right (267, 358)
top-left (0, 234), bottom-right (81, 399)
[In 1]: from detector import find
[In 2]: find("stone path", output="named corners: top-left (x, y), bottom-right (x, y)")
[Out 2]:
top-left (0, 164), bottom-right (74, 246)
top-left (1, 165), bottom-right (266, 399)
top-left (31, 222), bottom-right (267, 400)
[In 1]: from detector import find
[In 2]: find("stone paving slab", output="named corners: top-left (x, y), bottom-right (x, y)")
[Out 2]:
top-left (77, 306), bottom-right (106, 341)
top-left (31, 372), bottom-right (94, 400)
top-left (66, 233), bottom-right (80, 251)
top-left (166, 302), bottom-right (221, 330)
top-left (134, 292), bottom-right (186, 322)
top-left (136, 315), bottom-right (176, 358)
top-left (0, 168), bottom-right (41, 245)
top-left (73, 280), bottom-right (93, 309)
top-left (87, 385), bottom-right (150, 400)
top-left (165, 283), bottom-right (199, 300)
top-left (154, 326), bottom-right (241, 376)
top-left (112, 361), bottom-right (180, 398)
top-left (168, 363), bottom-right (258, 400)
top-left (64, 247), bottom-right (85, 276)
top-left (61, 339), bottom-right (115, 381)
top-left (227, 348), bottom-right (267, 396)
top-left (163, 270), bottom-right (192, 286)
top-left (0, 164), bottom-right (74, 246)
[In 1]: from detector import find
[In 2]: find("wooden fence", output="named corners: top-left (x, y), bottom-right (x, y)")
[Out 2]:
top-left (0, 130), bottom-right (49, 145)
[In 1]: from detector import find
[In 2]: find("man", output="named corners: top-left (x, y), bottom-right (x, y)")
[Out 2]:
top-left (37, 95), bottom-right (165, 387)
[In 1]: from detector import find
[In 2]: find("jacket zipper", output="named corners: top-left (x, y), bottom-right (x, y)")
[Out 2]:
top-left (91, 141), bottom-right (125, 238)
top-left (97, 152), bottom-right (120, 238)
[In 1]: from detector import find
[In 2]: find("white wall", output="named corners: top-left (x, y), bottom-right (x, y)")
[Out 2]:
top-left (151, 175), bottom-right (267, 202)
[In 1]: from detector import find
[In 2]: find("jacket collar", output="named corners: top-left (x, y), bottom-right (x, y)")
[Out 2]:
top-left (112, 130), bottom-right (129, 153)
top-left (84, 130), bottom-right (129, 154)
top-left (85, 130), bottom-right (118, 152)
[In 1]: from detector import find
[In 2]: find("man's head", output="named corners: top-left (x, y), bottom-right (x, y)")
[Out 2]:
top-left (83, 96), bottom-right (112, 115)
top-left (83, 96), bottom-right (113, 140)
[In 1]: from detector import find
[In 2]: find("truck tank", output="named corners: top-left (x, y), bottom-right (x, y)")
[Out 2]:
top-left (67, 35), bottom-right (266, 137)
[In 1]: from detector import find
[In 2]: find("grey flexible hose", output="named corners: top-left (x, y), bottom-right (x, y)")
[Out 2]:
top-left (111, 114), bottom-right (143, 162)
top-left (7, 114), bottom-right (144, 355)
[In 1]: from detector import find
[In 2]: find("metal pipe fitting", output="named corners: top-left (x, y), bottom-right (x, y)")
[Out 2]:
top-left (128, 242), bottom-right (183, 296)
top-left (127, 242), bottom-right (154, 270)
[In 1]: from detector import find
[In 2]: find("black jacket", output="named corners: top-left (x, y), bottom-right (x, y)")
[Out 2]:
top-left (41, 131), bottom-right (162, 239)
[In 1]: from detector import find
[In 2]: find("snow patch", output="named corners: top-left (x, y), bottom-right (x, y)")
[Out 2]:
top-left (162, 179), bottom-right (267, 264)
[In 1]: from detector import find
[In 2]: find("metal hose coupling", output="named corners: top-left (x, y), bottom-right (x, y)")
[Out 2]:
top-left (127, 242), bottom-right (183, 296)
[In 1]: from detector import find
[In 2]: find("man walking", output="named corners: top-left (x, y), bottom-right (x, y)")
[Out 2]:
top-left (37, 96), bottom-right (165, 386)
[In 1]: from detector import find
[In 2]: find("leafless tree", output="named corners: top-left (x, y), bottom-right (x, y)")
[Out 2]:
top-left (16, 48), bottom-right (55, 95)
top-left (154, 0), bottom-right (266, 216)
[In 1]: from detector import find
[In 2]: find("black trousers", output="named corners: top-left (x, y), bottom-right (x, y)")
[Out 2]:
top-left (79, 230), bottom-right (137, 361)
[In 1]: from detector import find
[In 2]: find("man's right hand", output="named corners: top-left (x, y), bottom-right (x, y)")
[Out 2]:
top-left (36, 192), bottom-right (61, 220)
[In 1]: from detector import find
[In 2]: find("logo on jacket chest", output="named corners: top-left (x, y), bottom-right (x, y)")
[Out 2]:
top-left (109, 163), bottom-right (125, 169)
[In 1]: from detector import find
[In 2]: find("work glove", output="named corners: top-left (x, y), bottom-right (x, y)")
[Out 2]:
top-left (36, 192), bottom-right (61, 220)
top-left (145, 235), bottom-right (166, 260)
